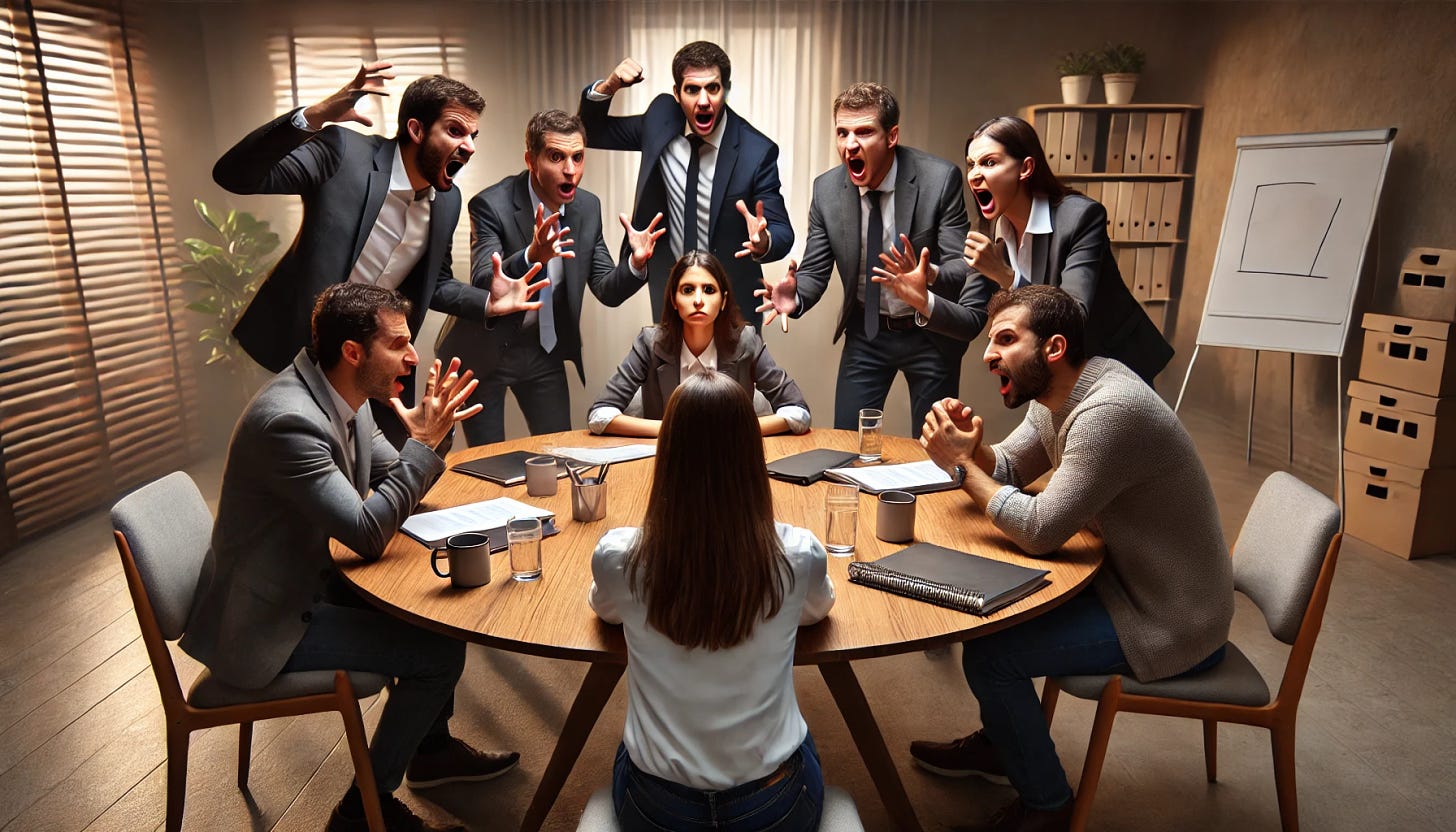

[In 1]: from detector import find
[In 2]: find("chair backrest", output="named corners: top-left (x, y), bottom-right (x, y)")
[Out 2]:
top-left (111, 471), bottom-right (214, 640)
top-left (1232, 471), bottom-right (1341, 645)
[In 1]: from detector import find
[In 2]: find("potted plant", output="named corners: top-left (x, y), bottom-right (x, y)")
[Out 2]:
top-left (180, 199), bottom-right (278, 391)
top-left (1056, 50), bottom-right (1100, 105)
top-left (1099, 42), bottom-right (1145, 105)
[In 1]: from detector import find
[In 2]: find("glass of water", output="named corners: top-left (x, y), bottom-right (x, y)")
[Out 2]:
top-left (507, 516), bottom-right (543, 582)
top-left (824, 483), bottom-right (859, 557)
top-left (858, 407), bottom-right (884, 463)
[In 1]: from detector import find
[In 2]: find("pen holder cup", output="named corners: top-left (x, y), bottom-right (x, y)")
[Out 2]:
top-left (571, 480), bottom-right (608, 522)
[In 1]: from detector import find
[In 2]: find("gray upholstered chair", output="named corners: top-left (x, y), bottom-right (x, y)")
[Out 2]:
top-left (1041, 471), bottom-right (1341, 832)
top-left (112, 471), bottom-right (390, 832)
top-left (575, 783), bottom-right (865, 830)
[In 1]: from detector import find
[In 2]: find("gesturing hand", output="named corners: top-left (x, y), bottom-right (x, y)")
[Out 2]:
top-left (734, 199), bottom-right (772, 259)
top-left (486, 251), bottom-right (549, 317)
top-left (620, 212), bottom-right (666, 271)
top-left (963, 230), bottom-right (1014, 288)
top-left (392, 357), bottom-right (481, 448)
top-left (596, 57), bottom-right (644, 96)
top-left (872, 233), bottom-right (933, 315)
top-left (754, 260), bottom-right (799, 332)
top-left (526, 203), bottom-right (575, 268)
top-left (302, 61), bottom-right (395, 130)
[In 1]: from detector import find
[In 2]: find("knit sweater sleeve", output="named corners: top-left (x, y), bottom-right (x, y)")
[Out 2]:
top-left (986, 400), bottom-right (1139, 555)
top-left (991, 415), bottom-right (1050, 488)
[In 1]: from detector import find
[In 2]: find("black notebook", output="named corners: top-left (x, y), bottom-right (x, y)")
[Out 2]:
top-left (766, 449), bottom-right (860, 486)
top-left (847, 543), bottom-right (1051, 616)
top-left (451, 451), bottom-right (568, 486)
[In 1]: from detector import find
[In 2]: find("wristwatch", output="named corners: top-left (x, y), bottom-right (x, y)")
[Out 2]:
top-left (951, 463), bottom-right (967, 484)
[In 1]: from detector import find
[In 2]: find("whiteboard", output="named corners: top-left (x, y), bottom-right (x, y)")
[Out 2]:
top-left (1196, 128), bottom-right (1396, 356)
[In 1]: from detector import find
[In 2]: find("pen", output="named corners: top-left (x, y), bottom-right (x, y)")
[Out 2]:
top-left (599, 462), bottom-right (612, 483)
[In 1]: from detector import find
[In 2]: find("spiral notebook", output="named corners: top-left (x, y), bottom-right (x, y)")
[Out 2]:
top-left (847, 543), bottom-right (1050, 616)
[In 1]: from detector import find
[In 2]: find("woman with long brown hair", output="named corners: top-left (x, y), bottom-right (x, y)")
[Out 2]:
top-left (588, 371), bottom-right (835, 831)
top-left (959, 115), bottom-right (1172, 383)
top-left (588, 250), bottom-right (810, 436)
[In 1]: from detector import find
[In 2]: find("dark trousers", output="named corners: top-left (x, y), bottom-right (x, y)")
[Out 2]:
top-left (463, 340), bottom-right (573, 446)
top-left (833, 314), bottom-right (962, 435)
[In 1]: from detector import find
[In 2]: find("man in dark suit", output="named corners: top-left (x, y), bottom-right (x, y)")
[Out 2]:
top-left (182, 283), bottom-right (517, 832)
top-left (215, 62), bottom-right (544, 380)
top-left (758, 83), bottom-right (996, 432)
top-left (578, 41), bottom-right (792, 325)
top-left (436, 110), bottom-right (663, 445)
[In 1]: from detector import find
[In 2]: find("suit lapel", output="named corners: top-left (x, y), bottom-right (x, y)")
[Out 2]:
top-left (352, 405), bottom-right (374, 496)
top-left (351, 139), bottom-right (396, 269)
top-left (707, 110), bottom-right (741, 241)
top-left (511, 173), bottom-right (535, 253)
top-left (893, 149), bottom-right (918, 242)
top-left (422, 189), bottom-right (455, 297)
top-left (292, 352), bottom-right (360, 493)
top-left (834, 174), bottom-right (862, 293)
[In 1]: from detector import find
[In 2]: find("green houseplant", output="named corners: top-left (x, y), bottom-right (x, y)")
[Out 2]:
top-left (1056, 50), bottom-right (1100, 104)
top-left (180, 199), bottom-right (279, 370)
top-left (1099, 43), bottom-right (1146, 104)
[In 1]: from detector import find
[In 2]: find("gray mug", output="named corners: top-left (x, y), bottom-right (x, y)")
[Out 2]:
top-left (571, 479), bottom-right (607, 522)
top-left (875, 490), bottom-right (917, 543)
top-left (524, 455), bottom-right (559, 497)
top-left (431, 531), bottom-right (492, 588)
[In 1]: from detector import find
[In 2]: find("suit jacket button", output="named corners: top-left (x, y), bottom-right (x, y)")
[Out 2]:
top-left (301, 611), bottom-right (313, 623)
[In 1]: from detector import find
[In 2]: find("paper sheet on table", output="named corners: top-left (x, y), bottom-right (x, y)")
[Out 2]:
top-left (547, 444), bottom-right (656, 465)
top-left (401, 497), bottom-right (554, 545)
top-left (824, 459), bottom-right (955, 493)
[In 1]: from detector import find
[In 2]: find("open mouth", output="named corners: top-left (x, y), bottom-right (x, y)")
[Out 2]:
top-left (973, 188), bottom-right (996, 216)
top-left (694, 111), bottom-right (715, 132)
top-left (393, 377), bottom-right (407, 396)
top-left (847, 158), bottom-right (866, 180)
top-left (557, 183), bottom-right (577, 201)
top-left (445, 159), bottom-right (465, 180)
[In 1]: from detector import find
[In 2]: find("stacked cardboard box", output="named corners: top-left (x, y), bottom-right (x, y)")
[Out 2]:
top-left (1344, 247), bottom-right (1456, 559)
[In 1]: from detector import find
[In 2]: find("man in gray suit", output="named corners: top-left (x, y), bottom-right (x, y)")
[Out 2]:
top-left (436, 110), bottom-right (663, 445)
top-left (758, 83), bottom-right (995, 433)
top-left (182, 284), bottom-right (516, 832)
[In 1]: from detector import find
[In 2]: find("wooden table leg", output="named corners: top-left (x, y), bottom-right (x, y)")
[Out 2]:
top-left (819, 660), bottom-right (922, 832)
top-left (519, 661), bottom-right (625, 832)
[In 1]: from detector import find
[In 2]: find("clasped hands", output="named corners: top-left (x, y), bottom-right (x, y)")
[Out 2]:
top-left (919, 397), bottom-right (983, 474)
top-left (392, 357), bottom-right (481, 448)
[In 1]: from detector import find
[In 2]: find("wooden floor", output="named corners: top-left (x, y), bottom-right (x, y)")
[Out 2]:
top-left (1, 409), bottom-right (1453, 832)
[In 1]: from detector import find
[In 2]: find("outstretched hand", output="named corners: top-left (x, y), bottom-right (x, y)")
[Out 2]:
top-left (527, 203), bottom-right (575, 268)
top-left (486, 251), bottom-right (549, 317)
top-left (754, 260), bottom-right (799, 332)
top-left (620, 212), bottom-right (666, 271)
top-left (391, 357), bottom-right (481, 448)
top-left (872, 233), bottom-right (933, 315)
top-left (303, 61), bottom-right (395, 130)
top-left (734, 199), bottom-right (771, 259)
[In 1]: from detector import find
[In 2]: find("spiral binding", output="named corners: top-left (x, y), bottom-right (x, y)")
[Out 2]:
top-left (847, 561), bottom-right (988, 615)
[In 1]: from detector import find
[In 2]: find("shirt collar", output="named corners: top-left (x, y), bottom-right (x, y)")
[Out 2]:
top-left (319, 360), bottom-right (364, 438)
top-left (680, 338), bottom-right (719, 376)
top-left (995, 194), bottom-right (1052, 245)
top-left (858, 156), bottom-right (898, 198)
top-left (391, 144), bottom-right (435, 202)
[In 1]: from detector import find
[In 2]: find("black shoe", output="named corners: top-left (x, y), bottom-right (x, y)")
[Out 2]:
top-left (404, 736), bottom-right (520, 788)
top-left (951, 798), bottom-right (1072, 832)
top-left (909, 729), bottom-right (1010, 784)
top-left (325, 791), bottom-right (466, 832)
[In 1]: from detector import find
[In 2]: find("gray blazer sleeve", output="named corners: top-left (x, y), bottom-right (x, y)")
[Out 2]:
top-left (592, 328), bottom-right (657, 414)
top-left (744, 330), bottom-right (809, 414)
top-left (791, 185), bottom-right (836, 317)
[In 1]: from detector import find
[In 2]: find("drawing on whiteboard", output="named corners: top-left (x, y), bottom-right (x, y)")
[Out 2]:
top-left (1237, 182), bottom-right (1342, 278)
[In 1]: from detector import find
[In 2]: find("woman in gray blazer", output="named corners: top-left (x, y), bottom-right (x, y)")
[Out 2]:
top-left (961, 116), bottom-right (1172, 383)
top-left (589, 251), bottom-right (811, 436)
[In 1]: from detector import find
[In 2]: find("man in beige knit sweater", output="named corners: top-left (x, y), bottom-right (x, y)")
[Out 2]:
top-left (910, 285), bottom-right (1233, 832)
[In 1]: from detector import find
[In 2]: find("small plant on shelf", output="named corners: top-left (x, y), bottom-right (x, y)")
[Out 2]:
top-left (1056, 50), bottom-right (1101, 104)
top-left (1099, 43), bottom-right (1146, 104)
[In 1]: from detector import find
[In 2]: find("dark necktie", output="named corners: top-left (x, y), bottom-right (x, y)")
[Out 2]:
top-left (864, 190), bottom-right (885, 340)
top-left (682, 134), bottom-right (707, 254)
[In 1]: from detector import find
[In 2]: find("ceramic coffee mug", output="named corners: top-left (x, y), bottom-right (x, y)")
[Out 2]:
top-left (431, 531), bottom-right (492, 588)
top-left (875, 490), bottom-right (916, 543)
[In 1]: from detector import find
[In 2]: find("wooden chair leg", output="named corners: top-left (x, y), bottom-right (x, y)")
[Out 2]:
top-left (237, 722), bottom-right (254, 789)
top-left (334, 672), bottom-right (385, 832)
top-left (1069, 677), bottom-right (1122, 832)
top-left (1202, 719), bottom-right (1218, 783)
top-left (1270, 720), bottom-right (1299, 832)
top-left (1041, 678), bottom-right (1061, 727)
top-left (165, 727), bottom-right (190, 832)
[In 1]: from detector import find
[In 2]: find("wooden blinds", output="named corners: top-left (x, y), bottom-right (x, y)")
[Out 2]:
top-left (0, 0), bottom-right (195, 551)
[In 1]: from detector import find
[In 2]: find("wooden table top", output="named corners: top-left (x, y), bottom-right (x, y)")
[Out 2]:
top-left (332, 430), bottom-right (1101, 666)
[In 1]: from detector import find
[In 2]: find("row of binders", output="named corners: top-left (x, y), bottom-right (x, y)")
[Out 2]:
top-left (1071, 180), bottom-right (1184, 242)
top-left (1036, 110), bottom-right (1188, 175)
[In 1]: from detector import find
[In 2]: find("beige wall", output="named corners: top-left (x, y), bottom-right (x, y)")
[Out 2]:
top-left (134, 1), bottom-right (1456, 466)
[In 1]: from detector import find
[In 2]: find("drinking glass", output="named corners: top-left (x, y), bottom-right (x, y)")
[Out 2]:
top-left (858, 408), bottom-right (884, 463)
top-left (507, 516), bottom-right (543, 581)
top-left (824, 483), bottom-right (859, 557)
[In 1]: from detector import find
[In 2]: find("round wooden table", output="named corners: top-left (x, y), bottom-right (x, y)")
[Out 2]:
top-left (332, 430), bottom-right (1101, 832)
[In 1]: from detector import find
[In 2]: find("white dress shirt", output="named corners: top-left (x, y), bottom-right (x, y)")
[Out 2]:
top-left (855, 158), bottom-right (915, 318)
top-left (996, 195), bottom-right (1053, 288)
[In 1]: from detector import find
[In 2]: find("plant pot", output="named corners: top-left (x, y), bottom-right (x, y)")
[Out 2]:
top-left (1060, 75), bottom-right (1093, 105)
top-left (1102, 73), bottom-right (1139, 105)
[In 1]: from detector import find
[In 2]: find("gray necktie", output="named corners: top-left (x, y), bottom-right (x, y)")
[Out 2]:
top-left (864, 190), bottom-right (885, 340)
top-left (539, 256), bottom-right (558, 353)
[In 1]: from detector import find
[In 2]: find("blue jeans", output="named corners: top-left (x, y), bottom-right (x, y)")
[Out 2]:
top-left (280, 602), bottom-right (465, 792)
top-left (960, 591), bottom-right (1225, 810)
top-left (612, 735), bottom-right (823, 831)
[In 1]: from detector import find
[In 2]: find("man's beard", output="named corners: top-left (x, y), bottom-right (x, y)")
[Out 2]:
top-left (1005, 349), bottom-right (1051, 408)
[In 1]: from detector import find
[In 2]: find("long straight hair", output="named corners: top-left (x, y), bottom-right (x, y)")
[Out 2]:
top-left (654, 250), bottom-right (744, 357)
top-left (968, 116), bottom-right (1073, 205)
top-left (625, 372), bottom-right (789, 650)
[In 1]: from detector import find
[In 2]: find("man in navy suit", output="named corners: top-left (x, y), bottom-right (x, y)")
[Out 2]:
top-left (578, 41), bottom-right (792, 326)
top-left (216, 62), bottom-right (544, 388)
top-left (436, 110), bottom-right (663, 444)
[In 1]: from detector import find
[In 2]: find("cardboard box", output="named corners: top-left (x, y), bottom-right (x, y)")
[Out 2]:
top-left (1344, 451), bottom-right (1456, 559)
top-left (1359, 313), bottom-right (1456, 396)
top-left (1344, 380), bottom-right (1456, 468)
top-left (1392, 247), bottom-right (1456, 322)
